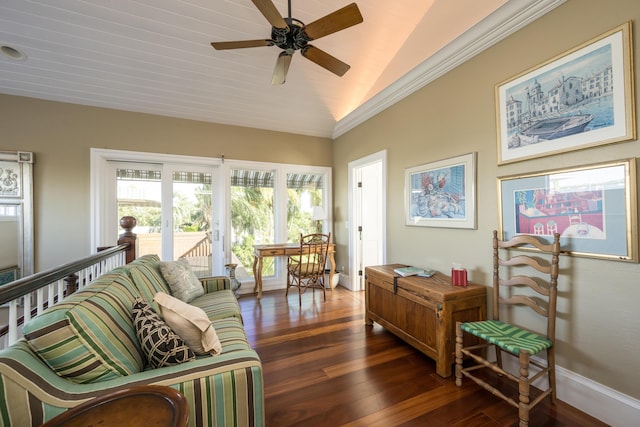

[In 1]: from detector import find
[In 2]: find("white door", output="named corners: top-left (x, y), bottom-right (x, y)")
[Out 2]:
top-left (349, 151), bottom-right (386, 291)
top-left (107, 161), bottom-right (224, 276)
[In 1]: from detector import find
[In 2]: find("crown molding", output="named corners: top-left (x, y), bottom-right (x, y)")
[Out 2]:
top-left (332, 0), bottom-right (567, 139)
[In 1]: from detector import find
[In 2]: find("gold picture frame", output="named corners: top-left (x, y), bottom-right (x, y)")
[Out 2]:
top-left (497, 158), bottom-right (637, 262)
top-left (496, 21), bottom-right (635, 165)
top-left (405, 152), bottom-right (477, 229)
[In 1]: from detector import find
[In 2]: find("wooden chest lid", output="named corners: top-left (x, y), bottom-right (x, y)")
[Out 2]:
top-left (365, 264), bottom-right (487, 301)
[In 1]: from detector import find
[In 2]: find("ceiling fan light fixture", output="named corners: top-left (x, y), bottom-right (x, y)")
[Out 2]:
top-left (272, 18), bottom-right (307, 52)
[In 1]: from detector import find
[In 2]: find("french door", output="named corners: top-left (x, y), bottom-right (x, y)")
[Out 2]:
top-left (91, 149), bottom-right (331, 287)
top-left (91, 150), bottom-right (224, 276)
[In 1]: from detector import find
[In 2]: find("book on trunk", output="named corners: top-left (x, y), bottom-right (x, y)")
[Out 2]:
top-left (393, 266), bottom-right (435, 277)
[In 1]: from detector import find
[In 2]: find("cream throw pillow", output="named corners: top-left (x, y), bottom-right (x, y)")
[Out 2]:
top-left (153, 292), bottom-right (222, 356)
top-left (159, 258), bottom-right (205, 303)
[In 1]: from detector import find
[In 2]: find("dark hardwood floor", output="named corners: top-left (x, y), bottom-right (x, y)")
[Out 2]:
top-left (237, 286), bottom-right (607, 427)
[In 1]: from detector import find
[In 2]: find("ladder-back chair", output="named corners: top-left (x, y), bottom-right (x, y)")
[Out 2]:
top-left (455, 230), bottom-right (562, 427)
top-left (286, 233), bottom-right (331, 306)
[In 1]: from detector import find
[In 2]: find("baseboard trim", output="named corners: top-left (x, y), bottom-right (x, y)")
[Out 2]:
top-left (555, 364), bottom-right (640, 427)
top-left (501, 356), bottom-right (640, 426)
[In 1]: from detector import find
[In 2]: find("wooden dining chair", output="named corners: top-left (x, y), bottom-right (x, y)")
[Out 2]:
top-left (455, 230), bottom-right (562, 427)
top-left (286, 232), bottom-right (331, 306)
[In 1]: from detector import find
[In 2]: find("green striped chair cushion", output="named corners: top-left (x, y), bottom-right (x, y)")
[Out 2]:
top-left (460, 320), bottom-right (552, 356)
top-left (22, 274), bottom-right (144, 384)
top-left (191, 290), bottom-right (243, 322)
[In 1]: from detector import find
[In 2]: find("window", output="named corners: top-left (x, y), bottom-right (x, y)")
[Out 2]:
top-left (230, 168), bottom-right (275, 278)
top-left (91, 150), bottom-right (331, 288)
top-left (113, 163), bottom-right (217, 277)
top-left (225, 161), bottom-right (331, 287)
top-left (92, 150), bottom-right (223, 275)
top-left (116, 165), bottom-right (162, 255)
top-left (286, 172), bottom-right (325, 241)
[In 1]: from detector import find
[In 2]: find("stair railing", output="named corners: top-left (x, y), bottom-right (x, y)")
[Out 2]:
top-left (0, 217), bottom-right (137, 348)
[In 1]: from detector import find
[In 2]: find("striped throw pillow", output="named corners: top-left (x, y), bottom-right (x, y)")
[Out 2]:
top-left (23, 273), bottom-right (144, 383)
top-left (127, 263), bottom-right (172, 312)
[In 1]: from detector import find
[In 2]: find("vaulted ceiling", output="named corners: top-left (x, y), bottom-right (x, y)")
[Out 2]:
top-left (0, 0), bottom-right (564, 138)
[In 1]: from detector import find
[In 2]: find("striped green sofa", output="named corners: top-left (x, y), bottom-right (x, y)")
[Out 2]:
top-left (0, 254), bottom-right (264, 426)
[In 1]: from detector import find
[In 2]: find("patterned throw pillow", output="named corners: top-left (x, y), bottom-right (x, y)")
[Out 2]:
top-left (154, 292), bottom-right (222, 356)
top-left (132, 298), bottom-right (195, 368)
top-left (159, 258), bottom-right (205, 303)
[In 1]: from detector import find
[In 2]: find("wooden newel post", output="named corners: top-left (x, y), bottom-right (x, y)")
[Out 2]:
top-left (118, 216), bottom-right (138, 264)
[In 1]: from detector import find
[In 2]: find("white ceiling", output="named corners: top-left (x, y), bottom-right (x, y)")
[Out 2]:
top-left (0, 0), bottom-right (564, 138)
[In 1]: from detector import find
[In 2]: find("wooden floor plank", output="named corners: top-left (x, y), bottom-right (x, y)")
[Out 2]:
top-left (323, 345), bottom-right (416, 378)
top-left (238, 286), bottom-right (608, 427)
top-left (343, 382), bottom-right (477, 427)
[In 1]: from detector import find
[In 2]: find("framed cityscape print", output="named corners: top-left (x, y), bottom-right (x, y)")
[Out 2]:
top-left (498, 158), bottom-right (637, 262)
top-left (405, 152), bottom-right (476, 229)
top-left (496, 21), bottom-right (635, 165)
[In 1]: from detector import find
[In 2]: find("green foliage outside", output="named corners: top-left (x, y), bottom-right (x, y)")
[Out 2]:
top-left (118, 205), bottom-right (162, 232)
top-left (119, 184), bottom-right (212, 233)
top-left (231, 186), bottom-right (274, 276)
top-left (185, 184), bottom-right (212, 232)
top-left (230, 185), bottom-right (322, 277)
top-left (286, 188), bottom-right (322, 241)
top-left (118, 179), bottom-right (323, 279)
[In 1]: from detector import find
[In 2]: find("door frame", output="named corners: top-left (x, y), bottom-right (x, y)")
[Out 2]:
top-left (90, 148), bottom-right (224, 273)
top-left (348, 150), bottom-right (387, 291)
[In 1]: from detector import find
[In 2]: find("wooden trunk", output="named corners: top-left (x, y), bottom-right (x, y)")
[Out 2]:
top-left (365, 264), bottom-right (487, 377)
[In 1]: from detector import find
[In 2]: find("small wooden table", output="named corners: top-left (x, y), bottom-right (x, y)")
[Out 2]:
top-left (252, 242), bottom-right (336, 299)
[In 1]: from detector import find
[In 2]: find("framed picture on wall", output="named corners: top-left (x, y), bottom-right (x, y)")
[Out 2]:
top-left (498, 158), bottom-right (638, 262)
top-left (405, 152), bottom-right (476, 229)
top-left (496, 21), bottom-right (635, 165)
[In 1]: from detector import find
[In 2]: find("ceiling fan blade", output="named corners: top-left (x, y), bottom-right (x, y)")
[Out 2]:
top-left (272, 52), bottom-right (292, 85)
top-left (303, 3), bottom-right (363, 40)
top-left (301, 45), bottom-right (350, 76)
top-left (251, 0), bottom-right (289, 30)
top-left (211, 40), bottom-right (273, 50)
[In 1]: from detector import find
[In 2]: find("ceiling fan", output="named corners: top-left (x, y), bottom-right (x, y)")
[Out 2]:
top-left (211, 0), bottom-right (364, 85)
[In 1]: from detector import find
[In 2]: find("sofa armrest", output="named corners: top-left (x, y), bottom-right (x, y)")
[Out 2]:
top-left (199, 276), bottom-right (231, 293)
top-left (0, 340), bottom-right (264, 426)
